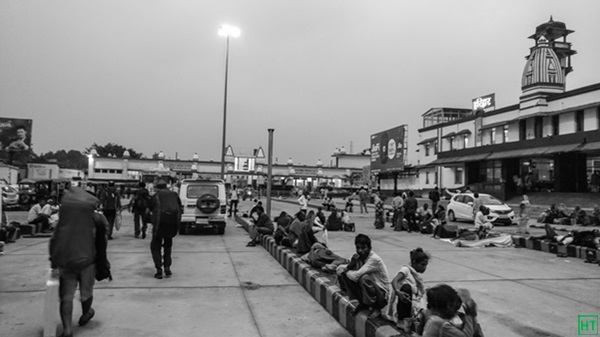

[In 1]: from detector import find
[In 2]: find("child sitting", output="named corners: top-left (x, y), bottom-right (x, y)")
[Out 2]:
top-left (386, 248), bottom-right (430, 333)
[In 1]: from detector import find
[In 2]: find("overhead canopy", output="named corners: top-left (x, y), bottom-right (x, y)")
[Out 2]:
top-left (456, 129), bottom-right (472, 136)
top-left (487, 144), bottom-right (581, 160)
top-left (578, 141), bottom-right (600, 152)
top-left (442, 132), bottom-right (456, 139)
top-left (417, 136), bottom-right (437, 145)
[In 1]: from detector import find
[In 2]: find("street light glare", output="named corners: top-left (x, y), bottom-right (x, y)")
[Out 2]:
top-left (218, 24), bottom-right (240, 38)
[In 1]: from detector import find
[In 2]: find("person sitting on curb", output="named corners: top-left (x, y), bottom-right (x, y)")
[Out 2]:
top-left (537, 204), bottom-right (560, 224)
top-left (246, 207), bottom-right (274, 247)
top-left (421, 284), bottom-right (482, 337)
top-left (28, 199), bottom-right (51, 233)
top-left (590, 205), bottom-right (600, 226)
top-left (570, 205), bottom-right (590, 226)
top-left (273, 211), bottom-right (293, 245)
top-left (386, 248), bottom-right (430, 333)
top-left (336, 234), bottom-right (390, 319)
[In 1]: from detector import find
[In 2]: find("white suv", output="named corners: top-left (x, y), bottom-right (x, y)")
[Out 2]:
top-left (178, 179), bottom-right (227, 234)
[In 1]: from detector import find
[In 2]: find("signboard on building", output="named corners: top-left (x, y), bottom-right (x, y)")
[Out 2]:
top-left (0, 118), bottom-right (33, 166)
top-left (471, 93), bottom-right (495, 112)
top-left (370, 125), bottom-right (406, 174)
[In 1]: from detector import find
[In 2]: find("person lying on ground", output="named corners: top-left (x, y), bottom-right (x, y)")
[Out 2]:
top-left (421, 284), bottom-right (481, 337)
top-left (386, 248), bottom-right (430, 333)
top-left (530, 223), bottom-right (574, 245)
top-left (336, 234), bottom-right (390, 319)
top-left (246, 207), bottom-right (274, 247)
top-left (302, 241), bottom-right (348, 273)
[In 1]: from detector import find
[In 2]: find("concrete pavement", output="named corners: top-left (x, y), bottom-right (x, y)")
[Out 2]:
top-left (0, 209), bottom-right (351, 337)
top-left (259, 199), bottom-right (600, 337)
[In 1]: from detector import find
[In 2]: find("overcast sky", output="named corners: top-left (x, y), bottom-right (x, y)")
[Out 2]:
top-left (1, 1), bottom-right (599, 166)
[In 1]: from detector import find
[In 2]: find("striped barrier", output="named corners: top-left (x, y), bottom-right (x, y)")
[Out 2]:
top-left (511, 235), bottom-right (600, 263)
top-left (236, 216), bottom-right (406, 337)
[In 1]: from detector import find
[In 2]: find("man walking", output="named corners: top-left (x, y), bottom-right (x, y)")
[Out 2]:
top-left (49, 186), bottom-right (109, 337)
top-left (149, 179), bottom-right (182, 279)
top-left (359, 187), bottom-right (369, 214)
top-left (99, 181), bottom-right (121, 240)
top-left (129, 182), bottom-right (150, 239)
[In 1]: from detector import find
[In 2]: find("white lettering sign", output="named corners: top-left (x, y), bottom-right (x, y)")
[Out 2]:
top-left (473, 97), bottom-right (492, 110)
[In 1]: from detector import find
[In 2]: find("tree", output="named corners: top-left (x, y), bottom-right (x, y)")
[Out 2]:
top-left (86, 143), bottom-right (143, 159)
top-left (38, 150), bottom-right (87, 169)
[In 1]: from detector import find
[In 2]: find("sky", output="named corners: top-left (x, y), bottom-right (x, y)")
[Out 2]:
top-left (1, 1), bottom-right (599, 167)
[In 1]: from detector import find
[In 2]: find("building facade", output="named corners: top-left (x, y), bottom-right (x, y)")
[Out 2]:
top-left (417, 18), bottom-right (600, 200)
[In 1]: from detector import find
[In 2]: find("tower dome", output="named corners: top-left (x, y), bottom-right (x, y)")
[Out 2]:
top-left (521, 36), bottom-right (565, 90)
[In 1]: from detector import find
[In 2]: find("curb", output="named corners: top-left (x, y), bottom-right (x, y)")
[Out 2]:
top-left (235, 216), bottom-right (407, 337)
top-left (510, 234), bottom-right (600, 263)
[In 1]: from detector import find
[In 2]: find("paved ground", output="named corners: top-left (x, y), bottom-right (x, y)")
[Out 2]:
top-left (0, 206), bottom-right (351, 337)
top-left (2, 198), bottom-right (599, 337)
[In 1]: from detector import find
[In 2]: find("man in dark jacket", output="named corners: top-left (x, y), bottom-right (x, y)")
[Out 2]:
top-left (99, 181), bottom-right (121, 240)
top-left (246, 207), bottom-right (274, 247)
top-left (149, 179), bottom-right (182, 279)
top-left (49, 187), bottom-right (109, 337)
top-left (129, 182), bottom-right (150, 239)
top-left (428, 186), bottom-right (441, 214)
top-left (404, 190), bottom-right (419, 232)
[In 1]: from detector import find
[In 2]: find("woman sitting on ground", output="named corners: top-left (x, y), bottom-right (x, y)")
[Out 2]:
top-left (421, 284), bottom-right (482, 337)
top-left (474, 205), bottom-right (494, 238)
top-left (326, 208), bottom-right (343, 231)
top-left (432, 206), bottom-right (457, 239)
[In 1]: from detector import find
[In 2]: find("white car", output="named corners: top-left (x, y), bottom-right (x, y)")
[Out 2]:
top-left (2, 185), bottom-right (19, 208)
top-left (178, 179), bottom-right (227, 235)
top-left (446, 193), bottom-right (516, 225)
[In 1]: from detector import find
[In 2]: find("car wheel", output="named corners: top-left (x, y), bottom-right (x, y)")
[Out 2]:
top-left (179, 223), bottom-right (187, 235)
top-left (448, 210), bottom-right (456, 222)
top-left (196, 194), bottom-right (220, 214)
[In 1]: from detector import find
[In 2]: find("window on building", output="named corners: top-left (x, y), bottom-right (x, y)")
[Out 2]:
top-left (425, 171), bottom-right (430, 185)
top-left (464, 135), bottom-right (469, 148)
top-left (449, 137), bottom-right (454, 151)
top-left (534, 116), bottom-right (543, 138)
top-left (519, 119), bottom-right (527, 140)
top-left (425, 144), bottom-right (430, 156)
top-left (433, 140), bottom-right (438, 154)
top-left (552, 115), bottom-right (560, 135)
top-left (479, 160), bottom-right (502, 183)
top-left (455, 167), bottom-right (463, 185)
top-left (576, 110), bottom-right (584, 132)
top-left (503, 125), bottom-right (509, 142)
top-left (434, 170), bottom-right (438, 185)
top-left (491, 128), bottom-right (496, 144)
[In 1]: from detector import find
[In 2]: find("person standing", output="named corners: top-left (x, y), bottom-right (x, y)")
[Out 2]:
top-left (472, 192), bottom-right (483, 220)
top-left (517, 195), bottom-right (530, 234)
top-left (49, 187), bottom-right (109, 337)
top-left (298, 191), bottom-right (308, 214)
top-left (149, 179), bottom-right (182, 279)
top-left (359, 187), bottom-right (369, 214)
top-left (404, 191), bottom-right (419, 232)
top-left (391, 192), bottom-right (404, 229)
top-left (428, 186), bottom-right (440, 216)
top-left (129, 182), bottom-right (150, 239)
top-left (373, 193), bottom-right (385, 229)
top-left (228, 185), bottom-right (239, 217)
top-left (99, 181), bottom-right (121, 240)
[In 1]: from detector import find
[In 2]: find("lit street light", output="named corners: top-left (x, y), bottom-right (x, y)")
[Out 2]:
top-left (218, 24), bottom-right (240, 180)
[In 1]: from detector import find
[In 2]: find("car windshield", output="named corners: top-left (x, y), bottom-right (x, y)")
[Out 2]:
top-left (187, 185), bottom-right (219, 198)
top-left (480, 195), bottom-right (503, 205)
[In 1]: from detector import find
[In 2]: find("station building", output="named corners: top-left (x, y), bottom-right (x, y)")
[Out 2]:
top-left (85, 146), bottom-right (369, 194)
top-left (417, 18), bottom-right (600, 200)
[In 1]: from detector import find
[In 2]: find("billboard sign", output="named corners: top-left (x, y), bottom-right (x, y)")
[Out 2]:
top-left (0, 117), bottom-right (33, 166)
top-left (370, 125), bottom-right (406, 174)
top-left (472, 93), bottom-right (495, 112)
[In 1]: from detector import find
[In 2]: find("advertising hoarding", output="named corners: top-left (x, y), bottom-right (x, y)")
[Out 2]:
top-left (472, 93), bottom-right (495, 112)
top-left (370, 125), bottom-right (406, 174)
top-left (0, 117), bottom-right (33, 166)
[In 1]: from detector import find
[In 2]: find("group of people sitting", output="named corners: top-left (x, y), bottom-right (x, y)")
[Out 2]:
top-left (537, 203), bottom-right (600, 226)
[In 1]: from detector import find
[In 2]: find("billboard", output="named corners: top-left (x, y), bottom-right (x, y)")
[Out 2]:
top-left (0, 118), bottom-right (33, 166)
top-left (370, 125), bottom-right (406, 174)
top-left (472, 93), bottom-right (495, 112)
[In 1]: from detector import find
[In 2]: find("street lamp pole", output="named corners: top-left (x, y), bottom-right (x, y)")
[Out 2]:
top-left (218, 25), bottom-right (240, 180)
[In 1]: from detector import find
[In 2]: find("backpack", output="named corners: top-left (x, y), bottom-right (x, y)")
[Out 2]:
top-left (134, 189), bottom-right (149, 209)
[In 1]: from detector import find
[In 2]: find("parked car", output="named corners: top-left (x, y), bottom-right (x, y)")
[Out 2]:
top-left (178, 179), bottom-right (227, 235)
top-left (2, 185), bottom-right (19, 209)
top-left (446, 193), bottom-right (516, 225)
